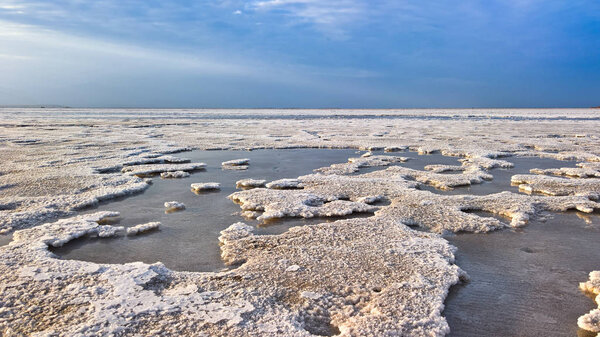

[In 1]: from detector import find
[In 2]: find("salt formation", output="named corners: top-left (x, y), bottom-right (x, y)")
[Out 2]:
top-left (122, 162), bottom-right (206, 177)
top-left (12, 211), bottom-right (123, 247)
top-left (530, 167), bottom-right (600, 178)
top-left (579, 272), bottom-right (600, 334)
top-left (229, 189), bottom-right (378, 221)
top-left (385, 146), bottom-right (407, 152)
top-left (315, 155), bottom-right (409, 175)
top-left (381, 166), bottom-right (492, 190)
top-left (424, 164), bottom-right (464, 173)
top-left (0, 173), bottom-right (151, 233)
top-left (221, 158), bottom-right (250, 170)
top-left (222, 158), bottom-right (250, 166)
top-left (265, 178), bottom-right (303, 189)
top-left (164, 201), bottom-right (185, 211)
top-left (511, 174), bottom-right (600, 197)
top-left (160, 170), bottom-right (190, 178)
top-left (191, 182), bottom-right (221, 191)
top-left (235, 179), bottom-right (267, 189)
top-left (127, 222), bottom-right (160, 235)
top-left (218, 222), bottom-right (254, 244)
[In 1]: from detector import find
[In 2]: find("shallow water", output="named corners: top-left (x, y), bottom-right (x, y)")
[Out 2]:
top-left (444, 212), bottom-right (600, 337)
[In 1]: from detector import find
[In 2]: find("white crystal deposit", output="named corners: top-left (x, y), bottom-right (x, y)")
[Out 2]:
top-left (191, 182), bottom-right (221, 191)
top-left (127, 222), bottom-right (161, 236)
top-left (164, 201), bottom-right (186, 211)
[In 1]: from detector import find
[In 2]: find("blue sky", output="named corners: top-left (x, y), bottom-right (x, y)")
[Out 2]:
top-left (0, 0), bottom-right (599, 108)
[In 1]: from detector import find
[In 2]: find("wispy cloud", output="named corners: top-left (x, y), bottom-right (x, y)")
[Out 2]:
top-left (0, 19), bottom-right (388, 107)
top-left (250, 0), bottom-right (367, 38)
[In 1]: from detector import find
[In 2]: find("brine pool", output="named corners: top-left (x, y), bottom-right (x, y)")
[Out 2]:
top-left (13, 148), bottom-right (600, 336)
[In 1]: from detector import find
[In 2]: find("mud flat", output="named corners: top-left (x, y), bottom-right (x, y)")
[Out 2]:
top-left (1, 108), bottom-right (600, 336)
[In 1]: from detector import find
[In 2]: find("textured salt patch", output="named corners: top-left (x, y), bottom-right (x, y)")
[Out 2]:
top-left (530, 167), bottom-right (600, 178)
top-left (229, 189), bottom-right (377, 221)
top-left (164, 201), bottom-right (185, 211)
top-left (231, 168), bottom-right (600, 233)
top-left (222, 158), bottom-right (250, 166)
top-left (511, 174), bottom-right (600, 197)
top-left (315, 155), bottom-right (409, 175)
top-left (122, 162), bottom-right (206, 176)
top-left (265, 178), bottom-right (303, 189)
top-left (160, 170), bottom-right (190, 178)
top-left (579, 272), bottom-right (600, 333)
top-left (2, 210), bottom-right (464, 336)
top-left (127, 222), bottom-right (160, 236)
top-left (191, 182), bottom-right (221, 191)
top-left (235, 179), bottom-right (267, 189)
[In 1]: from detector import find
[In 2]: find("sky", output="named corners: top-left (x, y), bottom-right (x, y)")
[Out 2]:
top-left (0, 0), bottom-right (599, 108)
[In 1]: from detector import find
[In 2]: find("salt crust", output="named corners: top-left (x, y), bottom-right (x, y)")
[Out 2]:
top-left (160, 171), bottom-right (190, 179)
top-left (191, 183), bottom-right (221, 191)
top-left (164, 201), bottom-right (185, 211)
top-left (2, 212), bottom-right (464, 336)
top-left (235, 179), bottom-right (267, 189)
top-left (1, 109), bottom-right (600, 335)
top-left (222, 158), bottom-right (250, 166)
top-left (511, 174), bottom-right (600, 197)
top-left (579, 272), bottom-right (600, 334)
top-left (122, 162), bottom-right (206, 176)
top-left (127, 222), bottom-right (160, 236)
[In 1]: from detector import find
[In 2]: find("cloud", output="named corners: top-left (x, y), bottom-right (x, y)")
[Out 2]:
top-left (250, 0), bottom-right (367, 38)
top-left (0, 19), bottom-right (390, 107)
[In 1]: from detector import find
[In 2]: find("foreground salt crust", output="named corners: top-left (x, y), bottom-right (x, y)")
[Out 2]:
top-left (0, 212), bottom-right (464, 336)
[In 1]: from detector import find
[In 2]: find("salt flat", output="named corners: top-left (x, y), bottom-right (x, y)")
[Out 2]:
top-left (1, 108), bottom-right (600, 336)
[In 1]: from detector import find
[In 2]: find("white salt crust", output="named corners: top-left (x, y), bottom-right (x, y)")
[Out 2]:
top-left (1, 108), bottom-right (600, 335)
